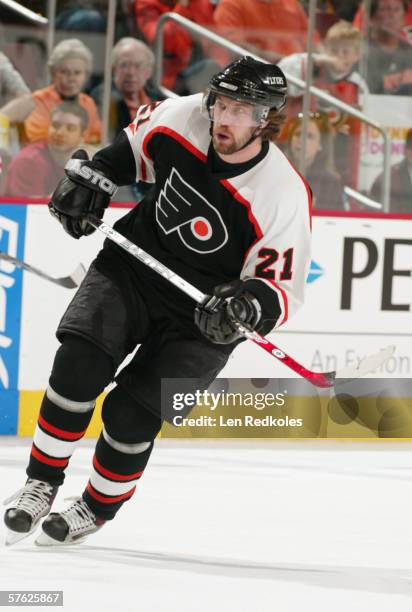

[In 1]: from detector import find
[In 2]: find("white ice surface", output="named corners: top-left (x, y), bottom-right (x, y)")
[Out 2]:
top-left (0, 440), bottom-right (411, 612)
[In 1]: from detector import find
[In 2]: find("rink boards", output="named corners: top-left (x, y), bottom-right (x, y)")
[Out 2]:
top-left (1, 200), bottom-right (412, 438)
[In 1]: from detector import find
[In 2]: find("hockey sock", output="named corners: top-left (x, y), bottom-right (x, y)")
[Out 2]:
top-left (27, 390), bottom-right (95, 486)
top-left (27, 336), bottom-right (116, 486)
top-left (83, 430), bottom-right (155, 520)
top-left (82, 387), bottom-right (162, 520)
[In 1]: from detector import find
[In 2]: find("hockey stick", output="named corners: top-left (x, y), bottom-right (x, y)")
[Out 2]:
top-left (0, 251), bottom-right (86, 289)
top-left (87, 214), bottom-right (395, 388)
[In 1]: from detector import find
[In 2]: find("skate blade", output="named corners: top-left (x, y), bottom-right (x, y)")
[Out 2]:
top-left (5, 528), bottom-right (34, 546)
top-left (35, 531), bottom-right (85, 547)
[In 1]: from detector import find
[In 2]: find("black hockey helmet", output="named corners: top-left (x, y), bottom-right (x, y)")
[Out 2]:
top-left (206, 56), bottom-right (288, 117)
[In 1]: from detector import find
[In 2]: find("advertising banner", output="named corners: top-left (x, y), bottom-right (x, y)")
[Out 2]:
top-left (0, 204), bottom-right (26, 433)
top-left (359, 94), bottom-right (412, 192)
top-left (1, 201), bottom-right (411, 438)
top-left (222, 215), bottom-right (412, 380)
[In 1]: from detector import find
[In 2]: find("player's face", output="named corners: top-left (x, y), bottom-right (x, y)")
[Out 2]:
top-left (211, 96), bottom-right (258, 155)
top-left (53, 58), bottom-right (88, 98)
top-left (113, 49), bottom-right (152, 95)
top-left (48, 112), bottom-right (84, 152)
top-left (290, 120), bottom-right (322, 169)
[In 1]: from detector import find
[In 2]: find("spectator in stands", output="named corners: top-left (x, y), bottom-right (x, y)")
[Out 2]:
top-left (279, 21), bottom-right (367, 108)
top-left (55, 1), bottom-right (106, 32)
top-left (214, 0), bottom-right (320, 64)
top-left (134, 0), bottom-right (221, 93)
top-left (0, 51), bottom-right (30, 107)
top-left (363, 0), bottom-right (412, 94)
top-left (279, 21), bottom-right (367, 184)
top-left (54, 1), bottom-right (134, 38)
top-left (286, 112), bottom-right (344, 210)
top-left (0, 148), bottom-right (11, 194)
top-left (90, 38), bottom-right (159, 141)
top-left (369, 127), bottom-right (412, 212)
top-left (300, 1), bottom-right (362, 22)
top-left (331, 1), bottom-right (363, 22)
top-left (353, 0), bottom-right (412, 39)
top-left (0, 50), bottom-right (31, 152)
top-left (27, 39), bottom-right (101, 144)
top-left (0, 40), bottom-right (31, 151)
top-left (3, 102), bottom-right (88, 197)
top-left (1, 39), bottom-right (101, 146)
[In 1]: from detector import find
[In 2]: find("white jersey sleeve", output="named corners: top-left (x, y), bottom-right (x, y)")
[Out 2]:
top-left (123, 100), bottom-right (166, 184)
top-left (123, 94), bottom-right (208, 185)
top-left (239, 147), bottom-right (312, 328)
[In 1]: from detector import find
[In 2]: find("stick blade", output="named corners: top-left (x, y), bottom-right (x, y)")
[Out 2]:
top-left (335, 345), bottom-right (395, 380)
top-left (57, 263), bottom-right (87, 288)
top-left (69, 263), bottom-right (87, 286)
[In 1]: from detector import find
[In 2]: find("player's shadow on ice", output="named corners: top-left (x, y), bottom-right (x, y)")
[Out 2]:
top-left (34, 544), bottom-right (412, 597)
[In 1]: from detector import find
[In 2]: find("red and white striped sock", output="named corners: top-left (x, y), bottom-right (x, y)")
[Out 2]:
top-left (82, 427), bottom-right (154, 520)
top-left (27, 386), bottom-right (95, 485)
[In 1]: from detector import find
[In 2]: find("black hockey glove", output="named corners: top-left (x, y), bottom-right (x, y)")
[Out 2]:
top-left (194, 280), bottom-right (262, 345)
top-left (48, 149), bottom-right (118, 239)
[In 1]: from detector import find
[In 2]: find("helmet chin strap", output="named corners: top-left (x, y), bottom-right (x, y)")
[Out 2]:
top-left (237, 126), bottom-right (264, 151)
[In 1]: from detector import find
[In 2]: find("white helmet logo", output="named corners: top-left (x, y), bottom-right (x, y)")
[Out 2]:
top-left (266, 76), bottom-right (284, 85)
top-left (219, 81), bottom-right (238, 91)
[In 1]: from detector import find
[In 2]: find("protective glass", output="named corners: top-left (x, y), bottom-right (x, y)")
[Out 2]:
top-left (203, 95), bottom-right (269, 127)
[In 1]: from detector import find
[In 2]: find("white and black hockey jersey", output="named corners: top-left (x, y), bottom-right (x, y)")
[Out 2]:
top-left (93, 94), bottom-right (312, 334)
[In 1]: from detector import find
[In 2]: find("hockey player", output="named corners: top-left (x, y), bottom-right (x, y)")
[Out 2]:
top-left (4, 57), bottom-right (312, 546)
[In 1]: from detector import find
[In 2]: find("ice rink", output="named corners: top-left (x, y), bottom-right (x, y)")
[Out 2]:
top-left (1, 438), bottom-right (411, 612)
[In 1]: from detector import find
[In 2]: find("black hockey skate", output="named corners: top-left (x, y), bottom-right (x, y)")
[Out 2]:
top-left (36, 498), bottom-right (105, 546)
top-left (3, 479), bottom-right (58, 545)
